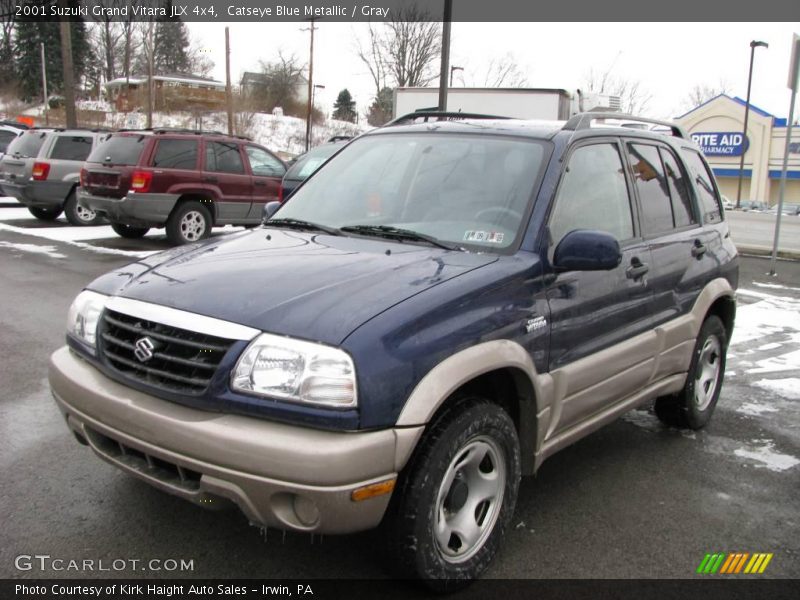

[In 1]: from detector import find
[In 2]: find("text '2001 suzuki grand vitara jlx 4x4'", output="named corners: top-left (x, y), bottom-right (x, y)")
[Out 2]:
top-left (49, 112), bottom-right (737, 588)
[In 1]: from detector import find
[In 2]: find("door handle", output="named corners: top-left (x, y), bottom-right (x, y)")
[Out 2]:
top-left (203, 176), bottom-right (218, 183)
top-left (254, 180), bottom-right (267, 186)
top-left (626, 259), bottom-right (649, 280)
top-left (691, 240), bottom-right (707, 258)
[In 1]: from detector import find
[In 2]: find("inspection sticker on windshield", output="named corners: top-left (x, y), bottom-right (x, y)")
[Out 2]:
top-left (464, 230), bottom-right (504, 244)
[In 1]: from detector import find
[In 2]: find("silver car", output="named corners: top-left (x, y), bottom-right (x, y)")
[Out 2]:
top-left (0, 129), bottom-right (106, 225)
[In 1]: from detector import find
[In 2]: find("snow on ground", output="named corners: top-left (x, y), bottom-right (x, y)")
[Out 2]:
top-left (0, 241), bottom-right (66, 259)
top-left (730, 289), bottom-right (800, 363)
top-left (752, 378), bottom-right (800, 400)
top-left (733, 440), bottom-right (800, 472)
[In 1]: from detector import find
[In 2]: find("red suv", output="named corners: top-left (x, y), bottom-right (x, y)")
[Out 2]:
top-left (78, 129), bottom-right (287, 245)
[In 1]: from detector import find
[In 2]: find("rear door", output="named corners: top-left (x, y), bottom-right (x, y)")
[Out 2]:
top-left (544, 139), bottom-right (655, 434)
top-left (203, 140), bottom-right (251, 222)
top-left (1, 130), bottom-right (49, 183)
top-left (149, 137), bottom-right (201, 192)
top-left (243, 145), bottom-right (285, 219)
top-left (47, 134), bottom-right (94, 180)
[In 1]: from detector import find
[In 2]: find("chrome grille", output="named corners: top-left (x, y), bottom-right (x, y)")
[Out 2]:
top-left (99, 308), bottom-right (235, 394)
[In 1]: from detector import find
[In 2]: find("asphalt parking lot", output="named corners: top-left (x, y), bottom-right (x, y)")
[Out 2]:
top-left (0, 199), bottom-right (798, 582)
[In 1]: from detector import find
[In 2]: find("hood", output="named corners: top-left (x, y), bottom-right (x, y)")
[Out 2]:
top-left (90, 228), bottom-right (497, 345)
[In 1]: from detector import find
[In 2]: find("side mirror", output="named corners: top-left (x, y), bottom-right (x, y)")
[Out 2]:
top-left (262, 201), bottom-right (281, 223)
top-left (553, 229), bottom-right (622, 271)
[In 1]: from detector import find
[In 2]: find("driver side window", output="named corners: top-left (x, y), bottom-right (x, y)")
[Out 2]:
top-left (549, 143), bottom-right (634, 247)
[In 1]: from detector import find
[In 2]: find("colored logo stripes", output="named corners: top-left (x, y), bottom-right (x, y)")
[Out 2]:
top-left (696, 552), bottom-right (773, 574)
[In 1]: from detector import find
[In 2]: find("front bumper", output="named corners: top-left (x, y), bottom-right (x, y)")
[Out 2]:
top-left (0, 179), bottom-right (71, 208)
top-left (49, 347), bottom-right (422, 534)
top-left (77, 189), bottom-right (179, 227)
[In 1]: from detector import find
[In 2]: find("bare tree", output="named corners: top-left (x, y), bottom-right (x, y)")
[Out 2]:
top-left (188, 39), bottom-right (214, 78)
top-left (682, 81), bottom-right (730, 111)
top-left (584, 67), bottom-right (653, 115)
top-left (89, 1), bottom-right (126, 82)
top-left (355, 5), bottom-right (441, 94)
top-left (464, 53), bottom-right (529, 88)
top-left (249, 51), bottom-right (307, 116)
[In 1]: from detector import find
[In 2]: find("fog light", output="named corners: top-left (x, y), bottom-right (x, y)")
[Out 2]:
top-left (293, 495), bottom-right (320, 526)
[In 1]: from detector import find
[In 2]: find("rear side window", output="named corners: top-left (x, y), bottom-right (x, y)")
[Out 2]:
top-left (87, 135), bottom-right (147, 166)
top-left (205, 141), bottom-right (244, 174)
top-left (7, 131), bottom-right (48, 158)
top-left (682, 149), bottom-right (723, 224)
top-left (549, 143), bottom-right (634, 246)
top-left (50, 136), bottom-right (93, 161)
top-left (152, 139), bottom-right (199, 170)
top-left (627, 143), bottom-right (673, 235)
top-left (660, 148), bottom-right (696, 228)
top-left (0, 130), bottom-right (18, 153)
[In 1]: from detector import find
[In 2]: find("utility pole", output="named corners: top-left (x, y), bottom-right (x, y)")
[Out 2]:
top-left (225, 27), bottom-right (234, 135)
top-left (40, 42), bottom-right (48, 126)
top-left (59, 12), bottom-right (77, 128)
top-left (303, 19), bottom-right (317, 151)
top-left (437, 0), bottom-right (453, 111)
top-left (146, 21), bottom-right (155, 129)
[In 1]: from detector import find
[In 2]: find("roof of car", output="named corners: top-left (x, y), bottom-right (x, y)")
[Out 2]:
top-left (372, 112), bottom-right (690, 144)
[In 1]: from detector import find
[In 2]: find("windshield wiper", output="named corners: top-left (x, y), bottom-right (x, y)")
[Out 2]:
top-left (267, 218), bottom-right (342, 236)
top-left (340, 224), bottom-right (463, 251)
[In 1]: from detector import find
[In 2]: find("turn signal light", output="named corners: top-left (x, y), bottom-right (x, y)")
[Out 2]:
top-left (79, 167), bottom-right (87, 187)
top-left (351, 478), bottom-right (396, 502)
top-left (32, 162), bottom-right (50, 181)
top-left (130, 170), bottom-right (152, 193)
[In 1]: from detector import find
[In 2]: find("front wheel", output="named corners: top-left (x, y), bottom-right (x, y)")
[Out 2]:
top-left (166, 201), bottom-right (212, 245)
top-left (655, 315), bottom-right (728, 429)
top-left (386, 398), bottom-right (521, 590)
top-left (64, 191), bottom-right (102, 226)
top-left (111, 222), bottom-right (150, 239)
top-left (28, 206), bottom-right (63, 221)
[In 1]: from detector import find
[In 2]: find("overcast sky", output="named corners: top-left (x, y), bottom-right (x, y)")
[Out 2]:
top-left (189, 22), bottom-right (799, 121)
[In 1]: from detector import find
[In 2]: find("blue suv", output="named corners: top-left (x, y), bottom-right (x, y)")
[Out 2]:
top-left (49, 112), bottom-right (737, 587)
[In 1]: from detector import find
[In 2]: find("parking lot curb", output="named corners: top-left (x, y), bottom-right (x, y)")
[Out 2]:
top-left (737, 244), bottom-right (800, 261)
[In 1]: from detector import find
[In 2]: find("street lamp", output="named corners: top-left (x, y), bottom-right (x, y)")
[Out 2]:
top-left (308, 84), bottom-right (325, 149)
top-left (450, 65), bottom-right (463, 87)
top-left (735, 40), bottom-right (769, 209)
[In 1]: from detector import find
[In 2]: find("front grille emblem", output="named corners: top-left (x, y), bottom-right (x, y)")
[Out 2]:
top-left (134, 336), bottom-right (156, 362)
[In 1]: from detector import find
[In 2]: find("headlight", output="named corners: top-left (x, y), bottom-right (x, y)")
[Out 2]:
top-left (66, 290), bottom-right (107, 349)
top-left (232, 333), bottom-right (357, 408)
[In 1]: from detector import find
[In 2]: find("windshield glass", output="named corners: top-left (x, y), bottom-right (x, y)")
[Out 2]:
top-left (87, 134), bottom-right (147, 165)
top-left (7, 131), bottom-right (48, 158)
top-left (275, 133), bottom-right (549, 252)
top-left (285, 143), bottom-right (343, 181)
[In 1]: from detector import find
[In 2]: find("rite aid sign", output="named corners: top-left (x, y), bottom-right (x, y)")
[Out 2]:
top-left (691, 132), bottom-right (749, 157)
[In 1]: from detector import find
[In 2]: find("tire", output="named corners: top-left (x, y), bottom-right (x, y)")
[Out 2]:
top-left (166, 201), bottom-right (212, 245)
top-left (111, 222), bottom-right (150, 239)
top-left (385, 398), bottom-right (521, 590)
top-left (655, 315), bottom-right (728, 429)
top-left (64, 191), bottom-right (102, 226)
top-left (28, 206), bottom-right (63, 221)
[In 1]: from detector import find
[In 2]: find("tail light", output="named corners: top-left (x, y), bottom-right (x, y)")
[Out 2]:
top-left (32, 162), bottom-right (50, 181)
top-left (130, 170), bottom-right (152, 193)
top-left (79, 168), bottom-right (87, 187)
top-left (278, 185), bottom-right (284, 203)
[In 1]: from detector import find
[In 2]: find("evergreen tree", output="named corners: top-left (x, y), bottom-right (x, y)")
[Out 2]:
top-left (153, 20), bottom-right (191, 75)
top-left (332, 88), bottom-right (357, 123)
top-left (14, 16), bottom-right (90, 102)
top-left (367, 87), bottom-right (393, 126)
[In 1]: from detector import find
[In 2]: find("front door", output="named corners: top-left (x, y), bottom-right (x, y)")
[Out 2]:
top-left (544, 140), bottom-right (655, 434)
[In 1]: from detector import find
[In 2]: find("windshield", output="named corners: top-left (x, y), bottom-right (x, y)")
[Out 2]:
top-left (284, 143), bottom-right (343, 181)
top-left (7, 131), bottom-right (48, 158)
top-left (275, 133), bottom-right (549, 252)
top-left (87, 134), bottom-right (147, 165)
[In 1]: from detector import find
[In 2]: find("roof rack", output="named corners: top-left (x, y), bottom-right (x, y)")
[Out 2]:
top-left (327, 135), bottom-right (353, 143)
top-left (385, 111), bottom-right (511, 127)
top-left (115, 127), bottom-right (252, 141)
top-left (0, 120), bottom-right (30, 130)
top-left (563, 112), bottom-right (687, 139)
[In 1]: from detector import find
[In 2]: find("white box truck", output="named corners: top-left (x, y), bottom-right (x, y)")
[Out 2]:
top-left (392, 87), bottom-right (621, 120)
